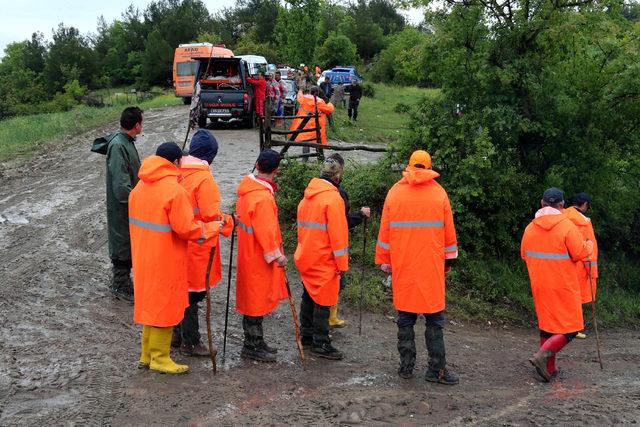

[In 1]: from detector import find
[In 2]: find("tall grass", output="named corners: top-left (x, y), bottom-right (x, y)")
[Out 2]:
top-left (0, 94), bottom-right (181, 161)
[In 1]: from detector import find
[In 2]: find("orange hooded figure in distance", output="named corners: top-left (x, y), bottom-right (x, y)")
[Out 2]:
top-left (563, 202), bottom-right (598, 303)
top-left (295, 177), bottom-right (349, 307)
top-left (129, 143), bottom-right (218, 375)
top-left (375, 153), bottom-right (458, 315)
top-left (522, 188), bottom-right (594, 382)
top-left (289, 88), bottom-right (334, 145)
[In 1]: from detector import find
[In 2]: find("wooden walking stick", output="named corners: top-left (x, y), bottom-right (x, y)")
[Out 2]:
top-left (358, 217), bottom-right (368, 336)
top-left (222, 226), bottom-right (236, 363)
top-left (204, 244), bottom-right (218, 374)
top-left (283, 269), bottom-right (305, 363)
top-left (587, 258), bottom-right (603, 370)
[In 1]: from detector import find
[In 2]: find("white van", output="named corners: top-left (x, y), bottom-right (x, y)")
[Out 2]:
top-left (236, 55), bottom-right (268, 76)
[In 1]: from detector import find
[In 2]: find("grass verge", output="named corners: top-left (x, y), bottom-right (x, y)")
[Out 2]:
top-left (0, 93), bottom-right (182, 162)
top-left (327, 83), bottom-right (439, 144)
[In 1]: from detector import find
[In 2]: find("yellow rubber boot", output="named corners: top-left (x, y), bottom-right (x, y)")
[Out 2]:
top-left (329, 304), bottom-right (346, 328)
top-left (148, 326), bottom-right (189, 374)
top-left (139, 325), bottom-right (151, 369)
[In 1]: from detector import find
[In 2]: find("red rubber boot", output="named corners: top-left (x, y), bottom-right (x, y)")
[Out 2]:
top-left (539, 336), bottom-right (557, 377)
top-left (530, 334), bottom-right (568, 382)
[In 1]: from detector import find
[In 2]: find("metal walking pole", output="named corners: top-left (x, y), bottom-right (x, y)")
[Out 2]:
top-left (204, 245), bottom-right (218, 374)
top-left (222, 227), bottom-right (236, 363)
top-left (358, 217), bottom-right (368, 336)
top-left (587, 258), bottom-right (603, 370)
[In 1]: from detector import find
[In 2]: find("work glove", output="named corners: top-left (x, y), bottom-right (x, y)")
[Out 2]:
top-left (380, 264), bottom-right (392, 273)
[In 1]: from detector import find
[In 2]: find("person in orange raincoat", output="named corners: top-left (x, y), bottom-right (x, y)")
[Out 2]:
top-left (295, 158), bottom-right (349, 360)
top-left (129, 142), bottom-right (217, 375)
top-left (172, 129), bottom-right (234, 357)
top-left (289, 86), bottom-right (334, 145)
top-left (521, 187), bottom-right (594, 382)
top-left (375, 150), bottom-right (459, 385)
top-left (235, 149), bottom-right (287, 362)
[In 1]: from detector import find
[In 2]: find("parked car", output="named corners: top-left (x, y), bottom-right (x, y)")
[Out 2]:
top-left (281, 78), bottom-right (298, 115)
top-left (324, 66), bottom-right (363, 91)
top-left (315, 70), bottom-right (330, 86)
top-left (235, 55), bottom-right (268, 76)
top-left (278, 67), bottom-right (296, 79)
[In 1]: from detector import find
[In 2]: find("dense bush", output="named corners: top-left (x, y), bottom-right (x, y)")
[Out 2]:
top-left (369, 27), bottom-right (432, 86)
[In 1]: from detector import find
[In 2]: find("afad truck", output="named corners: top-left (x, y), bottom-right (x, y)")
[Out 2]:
top-left (172, 43), bottom-right (234, 104)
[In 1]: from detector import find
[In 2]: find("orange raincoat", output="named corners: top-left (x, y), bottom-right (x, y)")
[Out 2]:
top-left (375, 167), bottom-right (458, 314)
top-left (521, 207), bottom-right (594, 334)
top-left (129, 156), bottom-right (215, 327)
top-left (289, 93), bottom-right (334, 145)
top-left (180, 157), bottom-right (233, 293)
top-left (235, 175), bottom-right (286, 317)
top-left (563, 206), bottom-right (599, 303)
top-left (294, 178), bottom-right (349, 307)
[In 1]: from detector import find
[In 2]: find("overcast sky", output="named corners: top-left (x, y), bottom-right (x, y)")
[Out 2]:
top-left (0, 0), bottom-right (424, 56)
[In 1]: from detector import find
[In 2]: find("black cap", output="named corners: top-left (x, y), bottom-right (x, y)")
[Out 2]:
top-left (155, 142), bottom-right (182, 163)
top-left (543, 187), bottom-right (564, 204)
top-left (573, 192), bottom-right (592, 206)
top-left (256, 149), bottom-right (281, 173)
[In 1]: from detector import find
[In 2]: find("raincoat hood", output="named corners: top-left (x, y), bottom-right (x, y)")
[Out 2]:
top-left (180, 156), bottom-right (209, 180)
top-left (91, 131), bottom-right (134, 155)
top-left (237, 174), bottom-right (274, 197)
top-left (138, 155), bottom-right (181, 184)
top-left (400, 167), bottom-right (440, 185)
top-left (303, 178), bottom-right (337, 199)
top-left (563, 206), bottom-right (590, 226)
top-left (533, 207), bottom-right (567, 231)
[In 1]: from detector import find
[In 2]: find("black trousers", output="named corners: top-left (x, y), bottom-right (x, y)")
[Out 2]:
top-left (110, 258), bottom-right (132, 290)
top-left (348, 99), bottom-right (360, 120)
top-left (397, 311), bottom-right (445, 328)
top-left (540, 329), bottom-right (578, 342)
top-left (176, 291), bottom-right (206, 345)
top-left (300, 286), bottom-right (330, 345)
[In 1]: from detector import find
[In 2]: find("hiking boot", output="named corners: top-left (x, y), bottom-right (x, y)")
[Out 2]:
top-left (529, 350), bottom-right (554, 382)
top-left (241, 345), bottom-right (276, 363)
top-left (310, 342), bottom-right (343, 360)
top-left (260, 340), bottom-right (278, 354)
top-left (301, 336), bottom-right (313, 348)
top-left (397, 326), bottom-right (416, 379)
top-left (180, 342), bottom-right (212, 357)
top-left (425, 368), bottom-right (459, 385)
top-left (111, 286), bottom-right (133, 303)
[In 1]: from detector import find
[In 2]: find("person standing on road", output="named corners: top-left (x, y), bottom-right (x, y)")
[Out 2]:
top-left (348, 80), bottom-right (362, 121)
top-left (289, 86), bottom-right (334, 145)
top-left (235, 149), bottom-right (288, 363)
top-left (321, 153), bottom-right (371, 328)
top-left (129, 142), bottom-right (218, 375)
top-left (91, 106), bottom-right (143, 302)
top-left (247, 72), bottom-right (267, 118)
top-left (172, 130), bottom-right (234, 357)
top-left (563, 192), bottom-right (598, 340)
top-left (375, 150), bottom-right (459, 384)
top-left (521, 188), bottom-right (594, 382)
top-left (295, 158), bottom-right (350, 360)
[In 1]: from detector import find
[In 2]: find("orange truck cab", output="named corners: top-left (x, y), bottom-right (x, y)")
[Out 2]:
top-left (173, 43), bottom-right (234, 104)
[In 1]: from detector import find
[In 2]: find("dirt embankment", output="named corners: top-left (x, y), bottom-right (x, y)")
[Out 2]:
top-left (1, 105), bottom-right (639, 425)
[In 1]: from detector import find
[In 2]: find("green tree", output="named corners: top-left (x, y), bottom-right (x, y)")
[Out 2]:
top-left (315, 32), bottom-right (359, 68)
top-left (141, 29), bottom-right (174, 86)
top-left (275, 0), bottom-right (320, 65)
top-left (44, 24), bottom-right (96, 93)
top-left (340, 2), bottom-right (386, 60)
top-left (369, 27), bottom-right (432, 85)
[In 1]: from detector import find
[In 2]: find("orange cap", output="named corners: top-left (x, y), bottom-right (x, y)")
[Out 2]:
top-left (408, 150), bottom-right (432, 169)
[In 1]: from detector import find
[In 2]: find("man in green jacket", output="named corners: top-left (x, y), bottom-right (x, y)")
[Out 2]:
top-left (91, 107), bottom-right (143, 301)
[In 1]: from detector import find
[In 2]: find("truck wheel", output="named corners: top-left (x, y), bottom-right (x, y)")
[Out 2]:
top-left (198, 114), bottom-right (207, 128)
top-left (182, 97), bottom-right (191, 105)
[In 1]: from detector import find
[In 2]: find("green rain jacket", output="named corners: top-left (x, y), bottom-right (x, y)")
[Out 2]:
top-left (91, 131), bottom-right (141, 261)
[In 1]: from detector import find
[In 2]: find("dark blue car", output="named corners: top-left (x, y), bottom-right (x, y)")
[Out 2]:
top-left (324, 66), bottom-right (363, 91)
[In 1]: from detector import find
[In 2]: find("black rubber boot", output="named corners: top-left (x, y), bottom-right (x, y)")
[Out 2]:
top-left (300, 288), bottom-right (315, 348)
top-left (397, 326), bottom-right (416, 379)
top-left (425, 326), bottom-right (458, 385)
top-left (257, 322), bottom-right (278, 354)
top-left (241, 315), bottom-right (275, 363)
top-left (310, 303), bottom-right (343, 360)
top-left (110, 264), bottom-right (133, 302)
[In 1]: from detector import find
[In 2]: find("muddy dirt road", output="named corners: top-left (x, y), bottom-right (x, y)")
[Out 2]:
top-left (1, 104), bottom-right (639, 425)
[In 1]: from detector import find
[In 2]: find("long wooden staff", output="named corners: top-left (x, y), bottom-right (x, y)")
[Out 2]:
top-left (222, 227), bottom-right (236, 363)
top-left (283, 269), bottom-right (305, 363)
